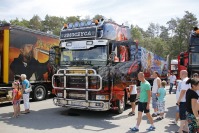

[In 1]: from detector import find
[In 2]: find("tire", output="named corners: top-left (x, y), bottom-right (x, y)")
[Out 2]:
top-left (33, 85), bottom-right (46, 101)
top-left (116, 94), bottom-right (125, 114)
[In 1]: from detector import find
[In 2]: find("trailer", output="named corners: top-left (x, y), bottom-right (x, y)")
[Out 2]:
top-left (0, 23), bottom-right (59, 103)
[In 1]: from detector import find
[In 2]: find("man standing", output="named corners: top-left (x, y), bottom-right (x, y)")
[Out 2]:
top-left (169, 72), bottom-right (177, 94)
top-left (176, 70), bottom-right (190, 133)
top-left (131, 72), bottom-right (155, 132)
top-left (21, 74), bottom-right (30, 114)
top-left (152, 71), bottom-right (161, 117)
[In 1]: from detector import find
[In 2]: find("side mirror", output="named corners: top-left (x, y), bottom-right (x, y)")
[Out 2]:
top-left (108, 52), bottom-right (115, 63)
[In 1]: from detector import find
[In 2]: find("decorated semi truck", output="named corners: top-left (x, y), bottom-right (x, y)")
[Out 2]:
top-left (50, 19), bottom-right (168, 113)
top-left (0, 23), bottom-right (59, 103)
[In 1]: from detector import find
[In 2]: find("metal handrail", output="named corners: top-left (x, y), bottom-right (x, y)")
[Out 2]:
top-left (52, 68), bottom-right (102, 91)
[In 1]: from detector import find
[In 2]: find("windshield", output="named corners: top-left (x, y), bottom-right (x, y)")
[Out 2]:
top-left (60, 45), bottom-right (107, 65)
top-left (190, 53), bottom-right (199, 65)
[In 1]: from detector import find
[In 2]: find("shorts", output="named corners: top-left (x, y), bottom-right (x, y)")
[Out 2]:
top-left (130, 94), bottom-right (137, 102)
top-left (179, 102), bottom-right (186, 120)
top-left (138, 102), bottom-right (149, 113)
top-left (186, 113), bottom-right (199, 133)
top-left (157, 101), bottom-right (165, 113)
top-left (152, 93), bottom-right (158, 109)
top-left (13, 100), bottom-right (20, 105)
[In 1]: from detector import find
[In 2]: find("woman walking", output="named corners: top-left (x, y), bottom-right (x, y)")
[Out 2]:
top-left (186, 78), bottom-right (199, 133)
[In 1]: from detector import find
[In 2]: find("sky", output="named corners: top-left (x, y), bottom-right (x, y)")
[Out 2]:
top-left (0, 0), bottom-right (199, 30)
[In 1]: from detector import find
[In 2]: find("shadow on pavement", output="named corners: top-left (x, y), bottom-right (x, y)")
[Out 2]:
top-left (0, 107), bottom-right (119, 132)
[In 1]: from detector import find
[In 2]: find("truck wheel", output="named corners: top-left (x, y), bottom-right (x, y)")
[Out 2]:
top-left (33, 85), bottom-right (46, 101)
top-left (116, 94), bottom-right (125, 114)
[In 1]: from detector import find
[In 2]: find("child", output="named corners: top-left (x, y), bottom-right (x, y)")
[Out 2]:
top-left (128, 80), bottom-right (137, 116)
top-left (12, 81), bottom-right (21, 117)
top-left (156, 80), bottom-right (167, 120)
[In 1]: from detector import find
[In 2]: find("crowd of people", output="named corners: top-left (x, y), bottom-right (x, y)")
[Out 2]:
top-left (129, 70), bottom-right (199, 133)
top-left (11, 71), bottom-right (199, 132)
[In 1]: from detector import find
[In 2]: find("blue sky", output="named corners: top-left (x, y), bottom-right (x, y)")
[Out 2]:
top-left (0, 0), bottom-right (199, 30)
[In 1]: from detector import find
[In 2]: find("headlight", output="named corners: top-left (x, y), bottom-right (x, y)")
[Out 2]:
top-left (96, 95), bottom-right (109, 100)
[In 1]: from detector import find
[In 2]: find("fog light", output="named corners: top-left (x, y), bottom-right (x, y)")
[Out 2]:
top-left (57, 93), bottom-right (63, 97)
top-left (96, 103), bottom-right (102, 106)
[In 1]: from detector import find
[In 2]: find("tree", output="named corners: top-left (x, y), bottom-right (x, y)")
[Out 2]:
top-left (29, 15), bottom-right (42, 30)
top-left (131, 25), bottom-right (143, 41)
top-left (66, 16), bottom-right (80, 23)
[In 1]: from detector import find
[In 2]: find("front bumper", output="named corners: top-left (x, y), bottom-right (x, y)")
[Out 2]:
top-left (53, 97), bottom-right (110, 111)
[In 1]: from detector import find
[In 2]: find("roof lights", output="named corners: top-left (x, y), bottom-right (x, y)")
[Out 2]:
top-left (63, 18), bottom-right (104, 30)
top-left (74, 22), bottom-right (79, 28)
top-left (86, 20), bottom-right (92, 26)
top-left (68, 23), bottom-right (73, 29)
top-left (80, 21), bottom-right (85, 27)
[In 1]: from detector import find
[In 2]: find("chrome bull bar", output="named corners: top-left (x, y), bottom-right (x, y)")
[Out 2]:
top-left (52, 68), bottom-right (102, 91)
top-left (52, 68), bottom-right (108, 110)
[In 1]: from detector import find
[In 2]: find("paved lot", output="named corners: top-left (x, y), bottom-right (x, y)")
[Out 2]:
top-left (0, 86), bottom-right (179, 133)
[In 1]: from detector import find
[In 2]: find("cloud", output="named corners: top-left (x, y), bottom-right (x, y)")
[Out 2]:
top-left (0, 0), bottom-right (199, 30)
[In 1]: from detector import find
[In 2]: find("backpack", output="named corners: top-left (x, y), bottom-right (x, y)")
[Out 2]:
top-left (15, 90), bottom-right (22, 100)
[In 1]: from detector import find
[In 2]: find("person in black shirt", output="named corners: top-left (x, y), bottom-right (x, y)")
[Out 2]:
top-left (186, 78), bottom-right (199, 133)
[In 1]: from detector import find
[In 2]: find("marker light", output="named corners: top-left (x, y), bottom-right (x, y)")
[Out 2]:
top-left (94, 20), bottom-right (99, 25)
top-left (74, 22), bottom-right (79, 28)
top-left (68, 23), bottom-right (73, 28)
top-left (63, 23), bottom-right (67, 29)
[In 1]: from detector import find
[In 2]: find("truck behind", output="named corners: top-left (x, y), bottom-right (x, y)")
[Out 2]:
top-left (0, 23), bottom-right (59, 103)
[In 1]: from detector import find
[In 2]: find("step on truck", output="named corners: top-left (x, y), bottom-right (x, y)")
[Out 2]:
top-left (0, 23), bottom-right (59, 103)
top-left (50, 19), bottom-right (168, 113)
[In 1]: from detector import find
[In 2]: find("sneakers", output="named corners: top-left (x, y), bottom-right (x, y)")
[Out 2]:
top-left (131, 126), bottom-right (155, 132)
top-left (170, 120), bottom-right (178, 125)
top-left (128, 112), bottom-right (135, 116)
top-left (130, 127), bottom-right (139, 132)
top-left (156, 117), bottom-right (164, 120)
top-left (146, 126), bottom-right (156, 131)
top-left (152, 113), bottom-right (158, 117)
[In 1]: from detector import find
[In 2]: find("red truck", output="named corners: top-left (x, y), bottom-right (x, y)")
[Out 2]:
top-left (0, 23), bottom-right (59, 103)
top-left (177, 28), bottom-right (199, 77)
top-left (50, 19), bottom-right (168, 113)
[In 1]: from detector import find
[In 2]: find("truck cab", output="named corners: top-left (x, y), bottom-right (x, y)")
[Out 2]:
top-left (50, 19), bottom-right (137, 113)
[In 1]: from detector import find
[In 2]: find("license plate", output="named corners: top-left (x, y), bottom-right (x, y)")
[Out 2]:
top-left (71, 101), bottom-right (84, 106)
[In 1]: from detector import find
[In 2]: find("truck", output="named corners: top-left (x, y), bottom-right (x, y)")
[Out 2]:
top-left (170, 59), bottom-right (178, 78)
top-left (178, 28), bottom-right (199, 77)
top-left (50, 19), bottom-right (168, 113)
top-left (0, 23), bottom-right (59, 103)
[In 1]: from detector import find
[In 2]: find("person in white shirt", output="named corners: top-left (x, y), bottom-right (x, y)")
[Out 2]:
top-left (128, 80), bottom-right (137, 116)
top-left (169, 72), bottom-right (177, 94)
top-left (170, 80), bottom-right (182, 125)
top-left (151, 71), bottom-right (161, 117)
top-left (176, 70), bottom-right (190, 133)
